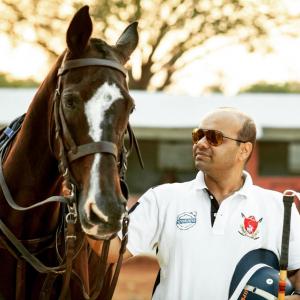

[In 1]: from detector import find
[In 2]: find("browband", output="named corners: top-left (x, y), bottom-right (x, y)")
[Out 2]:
top-left (57, 58), bottom-right (127, 77)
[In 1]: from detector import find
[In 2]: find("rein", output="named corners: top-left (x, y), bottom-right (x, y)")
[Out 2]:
top-left (0, 57), bottom-right (143, 300)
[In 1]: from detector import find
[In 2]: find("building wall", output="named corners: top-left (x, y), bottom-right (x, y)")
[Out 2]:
top-left (127, 138), bottom-right (300, 212)
top-left (126, 139), bottom-right (196, 195)
top-left (248, 145), bottom-right (300, 193)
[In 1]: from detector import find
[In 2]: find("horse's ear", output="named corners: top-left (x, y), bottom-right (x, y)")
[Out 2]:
top-left (66, 6), bottom-right (93, 56)
top-left (115, 22), bottom-right (139, 63)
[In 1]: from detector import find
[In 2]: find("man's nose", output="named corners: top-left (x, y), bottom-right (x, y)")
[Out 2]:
top-left (196, 136), bottom-right (209, 147)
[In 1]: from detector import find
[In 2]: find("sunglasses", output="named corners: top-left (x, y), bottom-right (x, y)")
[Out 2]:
top-left (192, 128), bottom-right (247, 146)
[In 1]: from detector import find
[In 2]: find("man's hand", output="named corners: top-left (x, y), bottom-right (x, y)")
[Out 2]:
top-left (287, 269), bottom-right (300, 300)
top-left (87, 236), bottom-right (132, 264)
top-left (286, 295), bottom-right (300, 300)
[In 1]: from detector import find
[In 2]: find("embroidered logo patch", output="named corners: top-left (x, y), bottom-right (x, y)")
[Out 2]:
top-left (238, 213), bottom-right (263, 240)
top-left (176, 212), bottom-right (197, 230)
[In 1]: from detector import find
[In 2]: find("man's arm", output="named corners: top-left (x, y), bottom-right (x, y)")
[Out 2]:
top-left (287, 269), bottom-right (300, 299)
top-left (87, 236), bottom-right (133, 264)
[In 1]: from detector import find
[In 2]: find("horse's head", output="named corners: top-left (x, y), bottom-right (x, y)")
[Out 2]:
top-left (52, 6), bottom-right (138, 239)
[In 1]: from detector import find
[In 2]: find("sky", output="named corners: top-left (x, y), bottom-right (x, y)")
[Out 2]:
top-left (173, 35), bottom-right (300, 95)
top-left (1, 0), bottom-right (300, 96)
top-left (0, 34), bottom-right (47, 79)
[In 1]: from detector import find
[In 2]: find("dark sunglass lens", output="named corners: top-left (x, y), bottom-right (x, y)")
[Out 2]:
top-left (211, 130), bottom-right (224, 146)
top-left (207, 130), bottom-right (223, 146)
top-left (192, 128), bottom-right (204, 144)
top-left (192, 129), bottom-right (198, 144)
top-left (206, 130), bottom-right (216, 146)
top-left (215, 131), bottom-right (224, 145)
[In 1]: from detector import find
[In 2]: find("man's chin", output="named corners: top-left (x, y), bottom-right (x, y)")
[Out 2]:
top-left (195, 161), bottom-right (210, 172)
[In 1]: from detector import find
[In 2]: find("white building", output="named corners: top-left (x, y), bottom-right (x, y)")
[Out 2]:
top-left (1, 88), bottom-right (300, 194)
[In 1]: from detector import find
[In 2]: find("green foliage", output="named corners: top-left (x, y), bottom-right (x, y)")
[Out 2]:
top-left (204, 85), bottom-right (223, 93)
top-left (0, 73), bottom-right (39, 87)
top-left (241, 81), bottom-right (300, 94)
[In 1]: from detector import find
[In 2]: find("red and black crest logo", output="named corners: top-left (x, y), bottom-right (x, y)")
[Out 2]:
top-left (238, 213), bottom-right (263, 240)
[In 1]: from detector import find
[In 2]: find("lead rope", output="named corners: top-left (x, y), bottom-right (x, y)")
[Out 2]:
top-left (89, 240), bottom-right (111, 300)
top-left (53, 81), bottom-right (79, 300)
top-left (89, 214), bottom-right (129, 300)
top-left (58, 181), bottom-right (78, 300)
top-left (105, 214), bottom-right (129, 300)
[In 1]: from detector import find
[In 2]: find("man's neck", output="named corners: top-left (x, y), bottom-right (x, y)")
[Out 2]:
top-left (204, 171), bottom-right (245, 204)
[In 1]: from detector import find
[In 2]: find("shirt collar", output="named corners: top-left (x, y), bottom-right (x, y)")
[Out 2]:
top-left (193, 170), bottom-right (253, 196)
top-left (238, 170), bottom-right (253, 196)
top-left (193, 171), bottom-right (208, 190)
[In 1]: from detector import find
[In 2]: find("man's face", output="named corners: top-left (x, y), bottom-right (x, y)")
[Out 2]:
top-left (192, 111), bottom-right (243, 175)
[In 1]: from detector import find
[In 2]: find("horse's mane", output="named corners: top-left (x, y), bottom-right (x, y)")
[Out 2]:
top-left (31, 51), bottom-right (66, 105)
top-left (5, 51), bottom-right (67, 181)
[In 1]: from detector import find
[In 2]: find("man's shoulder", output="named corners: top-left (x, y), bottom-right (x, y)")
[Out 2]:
top-left (243, 171), bottom-right (282, 200)
top-left (152, 179), bottom-right (195, 194)
top-left (249, 184), bottom-right (282, 201)
top-left (142, 180), bottom-right (196, 207)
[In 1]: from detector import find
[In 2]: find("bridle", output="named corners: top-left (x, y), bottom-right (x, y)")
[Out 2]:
top-left (54, 56), bottom-right (129, 186)
top-left (0, 55), bottom-right (143, 300)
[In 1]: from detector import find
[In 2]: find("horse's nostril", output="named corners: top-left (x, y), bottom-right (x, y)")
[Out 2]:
top-left (89, 203), bottom-right (109, 223)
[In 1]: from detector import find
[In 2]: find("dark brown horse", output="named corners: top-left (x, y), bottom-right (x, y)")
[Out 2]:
top-left (0, 6), bottom-right (138, 300)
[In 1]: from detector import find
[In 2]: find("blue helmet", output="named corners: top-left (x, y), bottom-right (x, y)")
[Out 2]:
top-left (229, 249), bottom-right (294, 300)
top-left (238, 266), bottom-right (293, 299)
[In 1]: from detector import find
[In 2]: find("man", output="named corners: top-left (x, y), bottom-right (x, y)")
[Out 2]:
top-left (88, 107), bottom-right (300, 299)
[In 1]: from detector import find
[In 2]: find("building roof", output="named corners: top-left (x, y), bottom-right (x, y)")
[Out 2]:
top-left (1, 88), bottom-right (300, 140)
top-left (129, 90), bottom-right (300, 129)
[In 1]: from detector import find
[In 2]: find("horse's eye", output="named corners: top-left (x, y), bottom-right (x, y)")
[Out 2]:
top-left (130, 106), bottom-right (135, 114)
top-left (63, 97), bottom-right (76, 110)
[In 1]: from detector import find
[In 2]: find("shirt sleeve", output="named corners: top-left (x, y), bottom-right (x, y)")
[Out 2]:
top-left (123, 188), bottom-right (160, 257)
top-left (288, 204), bottom-right (300, 270)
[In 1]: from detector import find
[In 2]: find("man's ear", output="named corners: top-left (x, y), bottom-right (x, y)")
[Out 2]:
top-left (239, 142), bottom-right (253, 162)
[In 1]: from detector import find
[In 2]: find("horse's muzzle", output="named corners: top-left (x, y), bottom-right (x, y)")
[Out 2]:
top-left (79, 194), bottom-right (126, 239)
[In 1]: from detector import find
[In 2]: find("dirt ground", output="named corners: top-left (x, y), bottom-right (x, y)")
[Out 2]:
top-left (113, 256), bottom-right (159, 300)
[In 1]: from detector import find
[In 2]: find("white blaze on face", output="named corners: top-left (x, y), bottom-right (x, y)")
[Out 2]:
top-left (83, 82), bottom-right (122, 224)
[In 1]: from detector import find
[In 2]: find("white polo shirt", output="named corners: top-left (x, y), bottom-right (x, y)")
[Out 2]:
top-left (125, 171), bottom-right (300, 300)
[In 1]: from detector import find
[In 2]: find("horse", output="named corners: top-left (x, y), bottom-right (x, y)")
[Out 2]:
top-left (0, 5), bottom-right (139, 300)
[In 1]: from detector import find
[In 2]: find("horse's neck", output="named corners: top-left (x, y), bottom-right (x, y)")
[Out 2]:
top-left (0, 84), bottom-right (62, 238)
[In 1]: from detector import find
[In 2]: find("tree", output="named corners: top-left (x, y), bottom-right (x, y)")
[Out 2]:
top-left (0, 0), bottom-right (296, 90)
top-left (241, 81), bottom-right (300, 94)
top-left (0, 72), bottom-right (38, 87)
